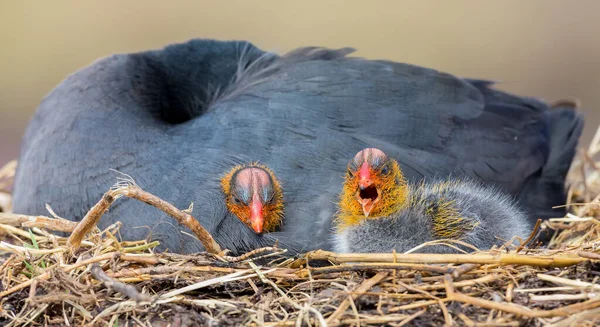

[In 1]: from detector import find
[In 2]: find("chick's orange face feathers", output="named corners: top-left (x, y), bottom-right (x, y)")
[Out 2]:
top-left (221, 164), bottom-right (284, 234)
top-left (337, 148), bottom-right (408, 228)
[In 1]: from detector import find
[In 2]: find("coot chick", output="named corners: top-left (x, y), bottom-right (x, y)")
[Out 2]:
top-left (220, 163), bottom-right (284, 234)
top-left (333, 148), bottom-right (532, 253)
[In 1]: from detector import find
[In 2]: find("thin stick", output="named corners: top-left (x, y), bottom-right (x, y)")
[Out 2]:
top-left (0, 241), bottom-right (65, 255)
top-left (0, 192), bottom-right (11, 212)
top-left (221, 246), bottom-right (285, 262)
top-left (395, 309), bottom-right (426, 327)
top-left (537, 273), bottom-right (600, 291)
top-left (578, 251), bottom-right (600, 260)
top-left (306, 250), bottom-right (587, 267)
top-left (247, 261), bottom-right (327, 327)
top-left (0, 212), bottom-right (78, 232)
top-left (326, 272), bottom-right (388, 324)
top-left (452, 263), bottom-right (481, 278)
top-left (66, 183), bottom-right (222, 254)
top-left (514, 286), bottom-right (576, 293)
top-left (90, 264), bottom-right (150, 302)
top-left (67, 193), bottom-right (115, 250)
top-left (388, 299), bottom-right (450, 312)
top-left (546, 307), bottom-right (600, 327)
top-left (515, 219), bottom-right (541, 253)
top-left (449, 290), bottom-right (600, 318)
top-left (118, 185), bottom-right (222, 254)
top-left (0, 160), bottom-right (17, 181)
top-left (438, 297), bottom-right (453, 327)
top-left (301, 262), bottom-right (452, 277)
top-left (530, 293), bottom-right (597, 302)
top-left (159, 269), bottom-right (275, 299)
top-left (419, 273), bottom-right (503, 291)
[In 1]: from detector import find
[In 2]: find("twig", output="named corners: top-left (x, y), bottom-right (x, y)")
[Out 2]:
top-left (514, 286), bottom-right (576, 293)
top-left (419, 273), bottom-right (504, 291)
top-left (388, 299), bottom-right (450, 312)
top-left (515, 219), bottom-right (541, 253)
top-left (90, 264), bottom-right (150, 302)
top-left (0, 192), bottom-right (11, 212)
top-left (438, 297), bottom-right (453, 327)
top-left (117, 185), bottom-right (222, 254)
top-left (107, 265), bottom-right (238, 278)
top-left (0, 160), bottom-right (17, 184)
top-left (452, 263), bottom-right (481, 278)
top-left (395, 309), bottom-right (426, 327)
top-left (530, 293), bottom-right (597, 302)
top-left (221, 246), bottom-right (286, 262)
top-left (67, 193), bottom-right (115, 250)
top-left (247, 261), bottom-right (327, 327)
top-left (546, 307), bottom-right (600, 327)
top-left (306, 250), bottom-right (587, 267)
top-left (326, 272), bottom-right (388, 324)
top-left (448, 290), bottom-right (600, 318)
top-left (537, 273), bottom-right (600, 291)
top-left (0, 241), bottom-right (65, 255)
top-left (0, 212), bottom-right (78, 232)
top-left (66, 183), bottom-right (222, 254)
top-left (578, 250), bottom-right (600, 260)
top-left (159, 269), bottom-right (275, 299)
top-left (300, 262), bottom-right (452, 277)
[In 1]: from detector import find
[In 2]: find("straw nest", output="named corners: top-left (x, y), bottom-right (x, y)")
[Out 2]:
top-left (1, 128), bottom-right (599, 327)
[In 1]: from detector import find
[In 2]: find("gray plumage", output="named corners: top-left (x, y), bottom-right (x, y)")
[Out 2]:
top-left (12, 39), bottom-right (582, 254)
top-left (333, 178), bottom-right (531, 254)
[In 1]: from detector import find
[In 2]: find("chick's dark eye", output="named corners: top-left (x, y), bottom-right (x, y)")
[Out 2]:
top-left (232, 196), bottom-right (242, 205)
top-left (381, 165), bottom-right (389, 175)
top-left (266, 192), bottom-right (275, 204)
top-left (347, 167), bottom-right (354, 177)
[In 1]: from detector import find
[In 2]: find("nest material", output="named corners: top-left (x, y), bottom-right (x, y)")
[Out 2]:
top-left (1, 131), bottom-right (600, 327)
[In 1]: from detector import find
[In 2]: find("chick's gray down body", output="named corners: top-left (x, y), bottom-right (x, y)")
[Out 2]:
top-left (333, 179), bottom-right (531, 254)
top-left (12, 39), bottom-right (583, 254)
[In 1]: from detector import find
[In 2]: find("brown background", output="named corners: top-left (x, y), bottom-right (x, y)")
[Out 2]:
top-left (1, 1), bottom-right (599, 167)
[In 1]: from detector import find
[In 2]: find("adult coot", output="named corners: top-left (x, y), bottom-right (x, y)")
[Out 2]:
top-left (12, 39), bottom-right (583, 254)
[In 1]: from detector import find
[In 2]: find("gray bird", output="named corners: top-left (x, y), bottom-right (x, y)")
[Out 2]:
top-left (333, 148), bottom-right (531, 254)
top-left (11, 39), bottom-right (583, 254)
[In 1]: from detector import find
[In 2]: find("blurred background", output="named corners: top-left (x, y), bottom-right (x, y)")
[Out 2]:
top-left (1, 1), bottom-right (599, 167)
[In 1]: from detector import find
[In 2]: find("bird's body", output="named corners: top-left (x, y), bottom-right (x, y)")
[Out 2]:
top-left (12, 39), bottom-right (583, 254)
top-left (334, 177), bottom-right (531, 254)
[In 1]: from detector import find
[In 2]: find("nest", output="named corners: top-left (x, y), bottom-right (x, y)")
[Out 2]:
top-left (1, 130), bottom-right (600, 327)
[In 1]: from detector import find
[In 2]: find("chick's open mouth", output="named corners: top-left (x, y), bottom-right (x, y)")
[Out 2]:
top-left (359, 185), bottom-right (379, 201)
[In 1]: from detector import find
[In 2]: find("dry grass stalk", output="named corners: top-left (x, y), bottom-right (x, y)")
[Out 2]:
top-left (325, 271), bottom-right (388, 324)
top-left (0, 160), bottom-right (16, 213)
top-left (0, 160), bottom-right (17, 190)
top-left (0, 212), bottom-right (78, 232)
top-left (303, 250), bottom-right (588, 267)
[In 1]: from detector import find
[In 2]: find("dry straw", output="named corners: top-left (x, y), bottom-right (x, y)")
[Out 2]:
top-left (0, 126), bottom-right (599, 326)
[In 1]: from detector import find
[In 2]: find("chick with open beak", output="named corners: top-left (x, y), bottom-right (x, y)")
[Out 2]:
top-left (339, 148), bottom-right (409, 226)
top-left (334, 148), bottom-right (532, 254)
top-left (221, 163), bottom-right (284, 233)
